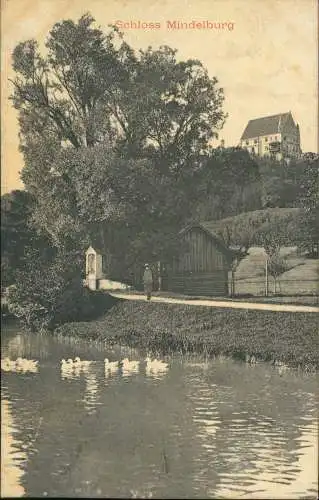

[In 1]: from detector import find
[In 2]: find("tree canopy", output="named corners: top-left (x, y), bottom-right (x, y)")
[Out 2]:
top-left (294, 155), bottom-right (319, 256)
top-left (209, 207), bottom-right (303, 254)
top-left (11, 13), bottom-right (226, 166)
top-left (194, 147), bottom-right (262, 221)
top-left (1, 190), bottom-right (53, 285)
top-left (10, 13), bottom-right (227, 273)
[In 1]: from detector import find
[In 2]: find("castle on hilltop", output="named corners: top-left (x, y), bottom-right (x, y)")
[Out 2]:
top-left (240, 112), bottom-right (301, 161)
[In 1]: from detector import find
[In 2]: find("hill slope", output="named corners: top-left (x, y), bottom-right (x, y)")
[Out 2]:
top-left (233, 247), bottom-right (318, 296)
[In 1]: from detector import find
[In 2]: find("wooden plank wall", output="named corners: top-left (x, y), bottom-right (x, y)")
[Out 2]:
top-left (168, 271), bottom-right (228, 296)
top-left (169, 228), bottom-right (229, 296)
top-left (172, 228), bottom-right (228, 273)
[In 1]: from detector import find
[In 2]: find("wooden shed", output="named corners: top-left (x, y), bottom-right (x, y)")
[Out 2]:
top-left (167, 223), bottom-right (233, 297)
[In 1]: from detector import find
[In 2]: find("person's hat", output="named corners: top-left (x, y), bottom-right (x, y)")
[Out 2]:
top-left (145, 263), bottom-right (149, 267)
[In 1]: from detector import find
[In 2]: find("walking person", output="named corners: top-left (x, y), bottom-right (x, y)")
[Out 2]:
top-left (143, 264), bottom-right (153, 301)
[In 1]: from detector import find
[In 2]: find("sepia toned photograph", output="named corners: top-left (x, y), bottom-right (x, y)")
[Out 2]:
top-left (1, 0), bottom-right (318, 498)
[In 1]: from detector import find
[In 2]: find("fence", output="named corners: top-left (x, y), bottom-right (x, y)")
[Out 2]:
top-left (107, 257), bottom-right (318, 298)
top-left (230, 275), bottom-right (318, 297)
top-left (127, 271), bottom-right (318, 298)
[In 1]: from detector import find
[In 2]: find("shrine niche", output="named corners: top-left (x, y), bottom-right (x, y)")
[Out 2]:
top-left (88, 253), bottom-right (95, 274)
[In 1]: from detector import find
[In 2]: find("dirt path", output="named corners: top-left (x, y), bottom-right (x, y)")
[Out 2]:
top-left (110, 293), bottom-right (319, 313)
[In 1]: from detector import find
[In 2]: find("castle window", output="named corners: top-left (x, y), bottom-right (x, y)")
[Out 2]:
top-left (265, 137), bottom-right (268, 142)
top-left (254, 139), bottom-right (257, 144)
top-left (283, 136), bottom-right (287, 140)
top-left (246, 140), bottom-right (249, 145)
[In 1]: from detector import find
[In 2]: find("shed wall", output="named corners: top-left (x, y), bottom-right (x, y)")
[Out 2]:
top-left (169, 228), bottom-right (229, 296)
top-left (168, 271), bottom-right (228, 296)
top-left (172, 228), bottom-right (227, 273)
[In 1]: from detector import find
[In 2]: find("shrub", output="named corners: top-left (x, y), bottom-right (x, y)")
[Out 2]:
top-left (7, 250), bottom-right (114, 331)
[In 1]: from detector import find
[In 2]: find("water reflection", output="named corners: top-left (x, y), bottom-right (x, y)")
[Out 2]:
top-left (213, 421), bottom-right (318, 499)
top-left (145, 370), bottom-right (169, 380)
top-left (1, 325), bottom-right (318, 498)
top-left (1, 398), bottom-right (26, 497)
top-left (61, 363), bottom-right (80, 380)
top-left (187, 360), bottom-right (318, 499)
top-left (6, 331), bottom-right (51, 360)
top-left (83, 372), bottom-right (100, 414)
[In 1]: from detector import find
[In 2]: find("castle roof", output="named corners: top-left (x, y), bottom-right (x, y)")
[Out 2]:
top-left (241, 112), bottom-right (294, 140)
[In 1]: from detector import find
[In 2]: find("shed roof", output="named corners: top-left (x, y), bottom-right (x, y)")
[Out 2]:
top-left (180, 222), bottom-right (234, 258)
top-left (241, 112), bottom-right (293, 140)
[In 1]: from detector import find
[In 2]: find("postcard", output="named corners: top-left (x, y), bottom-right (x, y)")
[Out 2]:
top-left (1, 0), bottom-right (318, 498)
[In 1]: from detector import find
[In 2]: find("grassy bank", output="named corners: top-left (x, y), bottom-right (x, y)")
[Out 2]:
top-left (55, 298), bottom-right (319, 371)
top-left (112, 289), bottom-right (319, 306)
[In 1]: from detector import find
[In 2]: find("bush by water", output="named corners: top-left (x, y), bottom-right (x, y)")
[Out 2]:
top-left (7, 250), bottom-right (118, 331)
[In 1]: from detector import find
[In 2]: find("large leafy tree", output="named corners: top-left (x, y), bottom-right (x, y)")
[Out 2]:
top-left (194, 147), bottom-right (262, 221)
top-left (1, 190), bottom-right (33, 285)
top-left (295, 155), bottom-right (319, 256)
top-left (256, 156), bottom-right (310, 208)
top-left (10, 13), bottom-right (226, 273)
top-left (1, 190), bottom-right (53, 285)
top-left (37, 144), bottom-right (200, 279)
top-left (11, 14), bottom-right (226, 167)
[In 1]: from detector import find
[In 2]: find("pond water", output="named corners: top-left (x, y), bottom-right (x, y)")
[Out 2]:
top-left (1, 321), bottom-right (318, 499)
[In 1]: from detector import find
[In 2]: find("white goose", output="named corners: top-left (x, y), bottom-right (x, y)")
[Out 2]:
top-left (121, 358), bottom-right (140, 372)
top-left (25, 363), bottom-right (39, 373)
top-left (104, 358), bottom-right (119, 372)
top-left (1, 357), bottom-right (17, 372)
top-left (61, 358), bottom-right (74, 368)
top-left (145, 357), bottom-right (169, 372)
top-left (74, 357), bottom-right (93, 370)
top-left (15, 357), bottom-right (39, 373)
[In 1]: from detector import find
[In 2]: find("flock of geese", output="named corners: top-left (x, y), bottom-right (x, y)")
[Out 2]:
top-left (1, 357), bottom-right (39, 373)
top-left (1, 356), bottom-right (170, 376)
top-left (1, 355), bottom-right (290, 377)
top-left (61, 356), bottom-right (170, 376)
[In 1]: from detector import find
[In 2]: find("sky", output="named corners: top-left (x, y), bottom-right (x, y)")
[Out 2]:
top-left (1, 0), bottom-right (318, 194)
